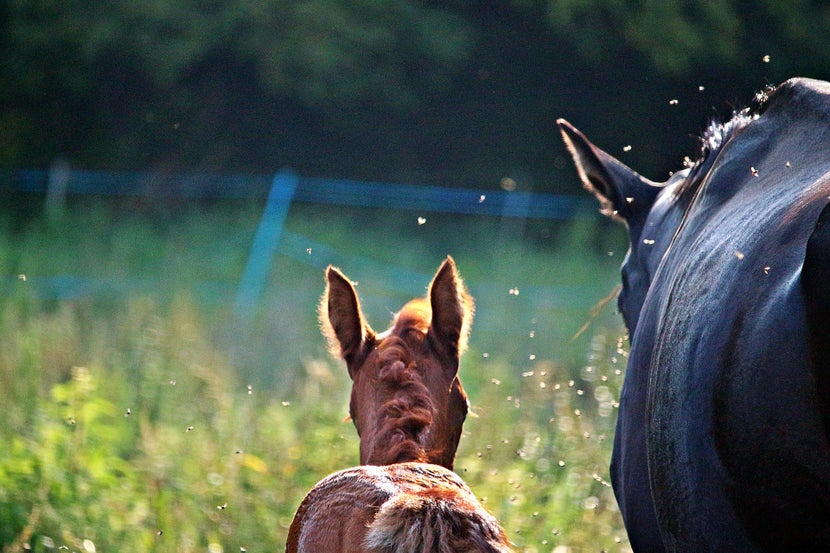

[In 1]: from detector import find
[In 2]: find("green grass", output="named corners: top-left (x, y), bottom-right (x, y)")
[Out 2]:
top-left (0, 196), bottom-right (631, 552)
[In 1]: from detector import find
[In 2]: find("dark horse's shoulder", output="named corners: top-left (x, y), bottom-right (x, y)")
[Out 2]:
top-left (803, 197), bottom-right (830, 436)
top-left (804, 199), bottom-right (830, 308)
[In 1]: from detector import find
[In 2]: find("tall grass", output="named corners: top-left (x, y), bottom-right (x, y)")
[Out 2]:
top-left (0, 196), bottom-right (630, 552)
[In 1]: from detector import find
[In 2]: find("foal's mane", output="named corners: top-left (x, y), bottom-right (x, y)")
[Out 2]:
top-left (371, 334), bottom-right (437, 465)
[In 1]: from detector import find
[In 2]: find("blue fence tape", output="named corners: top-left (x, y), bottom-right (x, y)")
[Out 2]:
top-left (2, 167), bottom-right (601, 311)
top-left (234, 170), bottom-right (298, 318)
top-left (294, 177), bottom-right (590, 218)
top-left (0, 168), bottom-right (592, 219)
top-left (1, 168), bottom-right (273, 199)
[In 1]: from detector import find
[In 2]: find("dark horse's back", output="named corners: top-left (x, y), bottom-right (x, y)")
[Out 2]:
top-left (561, 78), bottom-right (830, 551)
top-left (643, 79), bottom-right (830, 550)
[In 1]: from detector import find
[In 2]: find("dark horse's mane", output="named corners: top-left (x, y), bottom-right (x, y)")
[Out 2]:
top-left (698, 110), bottom-right (756, 161)
top-left (372, 335), bottom-right (436, 465)
top-left (678, 86), bottom-right (774, 198)
top-left (699, 85), bottom-right (775, 160)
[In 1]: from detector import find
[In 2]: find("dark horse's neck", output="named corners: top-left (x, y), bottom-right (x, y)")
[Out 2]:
top-left (370, 336), bottom-right (436, 465)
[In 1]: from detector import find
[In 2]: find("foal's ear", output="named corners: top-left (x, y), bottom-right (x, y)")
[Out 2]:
top-left (557, 118), bottom-right (661, 225)
top-left (427, 256), bottom-right (474, 363)
top-left (320, 266), bottom-right (373, 369)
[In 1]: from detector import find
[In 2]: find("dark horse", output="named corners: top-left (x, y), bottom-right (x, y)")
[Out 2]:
top-left (559, 78), bottom-right (830, 551)
top-left (286, 257), bottom-right (512, 553)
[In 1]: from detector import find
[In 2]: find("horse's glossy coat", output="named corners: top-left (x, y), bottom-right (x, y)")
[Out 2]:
top-left (286, 257), bottom-right (512, 553)
top-left (560, 78), bottom-right (830, 552)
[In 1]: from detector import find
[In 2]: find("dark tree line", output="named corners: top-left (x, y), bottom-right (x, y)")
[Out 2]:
top-left (3, 1), bottom-right (830, 192)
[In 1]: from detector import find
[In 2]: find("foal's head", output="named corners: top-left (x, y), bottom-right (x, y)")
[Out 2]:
top-left (320, 256), bottom-right (474, 470)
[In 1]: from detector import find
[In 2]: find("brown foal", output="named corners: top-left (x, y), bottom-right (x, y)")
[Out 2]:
top-left (286, 256), bottom-right (512, 553)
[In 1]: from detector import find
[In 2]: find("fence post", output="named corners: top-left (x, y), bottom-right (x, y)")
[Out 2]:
top-left (45, 158), bottom-right (70, 221)
top-left (234, 169), bottom-right (299, 319)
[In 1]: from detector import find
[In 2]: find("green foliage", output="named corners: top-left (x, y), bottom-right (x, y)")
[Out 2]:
top-left (456, 335), bottom-right (629, 551)
top-left (0, 305), bottom-right (628, 552)
top-left (0, 366), bottom-right (143, 550)
top-left (6, 1), bottom-right (828, 180)
top-left (237, 1), bottom-right (474, 110)
top-left (1, 1), bottom-right (478, 169)
top-left (544, 0), bottom-right (742, 74)
top-left (5, 0), bottom-right (474, 108)
top-left (0, 198), bottom-right (630, 551)
top-left (541, 0), bottom-right (830, 76)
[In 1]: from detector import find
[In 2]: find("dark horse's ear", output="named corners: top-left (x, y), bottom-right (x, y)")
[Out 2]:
top-left (320, 266), bottom-right (374, 372)
top-left (427, 256), bottom-right (474, 367)
top-left (557, 118), bottom-right (661, 226)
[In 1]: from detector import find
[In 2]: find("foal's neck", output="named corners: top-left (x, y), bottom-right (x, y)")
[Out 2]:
top-left (369, 336), bottom-right (436, 465)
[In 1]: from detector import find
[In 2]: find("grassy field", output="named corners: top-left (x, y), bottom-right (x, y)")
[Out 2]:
top-left (0, 195), bottom-right (631, 552)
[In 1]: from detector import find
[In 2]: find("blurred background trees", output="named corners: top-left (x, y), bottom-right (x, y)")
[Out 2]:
top-left (3, 0), bottom-right (829, 190)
